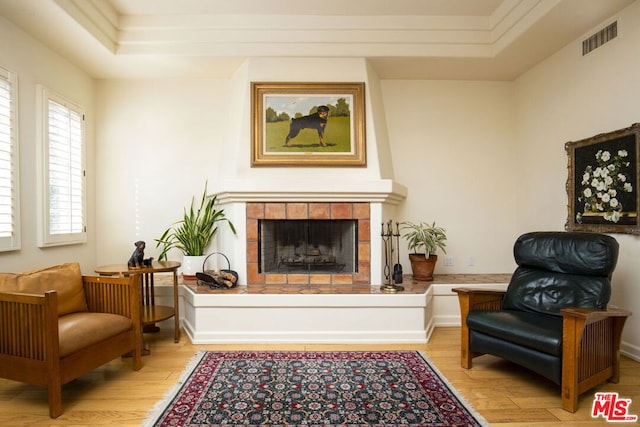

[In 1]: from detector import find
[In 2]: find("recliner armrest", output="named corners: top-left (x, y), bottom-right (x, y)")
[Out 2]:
top-left (453, 287), bottom-right (507, 369)
top-left (452, 287), bottom-right (505, 313)
top-left (561, 307), bottom-right (631, 322)
top-left (560, 306), bottom-right (631, 412)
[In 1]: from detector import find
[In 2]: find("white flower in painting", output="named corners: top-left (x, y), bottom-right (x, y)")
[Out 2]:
top-left (604, 210), bottom-right (621, 223)
top-left (582, 172), bottom-right (590, 184)
top-left (579, 147), bottom-right (633, 223)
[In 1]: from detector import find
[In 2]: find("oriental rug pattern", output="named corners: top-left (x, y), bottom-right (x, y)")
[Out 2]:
top-left (145, 351), bottom-right (487, 426)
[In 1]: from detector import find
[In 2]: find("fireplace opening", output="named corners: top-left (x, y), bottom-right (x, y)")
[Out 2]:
top-left (259, 219), bottom-right (358, 274)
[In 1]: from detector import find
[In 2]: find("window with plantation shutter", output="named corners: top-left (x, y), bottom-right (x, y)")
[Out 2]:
top-left (37, 86), bottom-right (86, 247)
top-left (0, 66), bottom-right (20, 252)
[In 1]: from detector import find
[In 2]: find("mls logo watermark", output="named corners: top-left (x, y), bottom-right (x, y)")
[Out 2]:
top-left (592, 392), bottom-right (638, 422)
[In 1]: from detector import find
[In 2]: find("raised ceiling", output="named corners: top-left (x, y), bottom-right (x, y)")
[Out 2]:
top-left (0, 0), bottom-right (634, 80)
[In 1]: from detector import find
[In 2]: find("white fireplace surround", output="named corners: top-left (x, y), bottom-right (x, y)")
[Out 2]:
top-left (197, 57), bottom-right (410, 284)
top-left (178, 57), bottom-right (418, 343)
top-left (214, 178), bottom-right (407, 286)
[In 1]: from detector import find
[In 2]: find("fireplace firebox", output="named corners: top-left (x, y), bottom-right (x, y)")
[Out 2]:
top-left (246, 202), bottom-right (371, 285)
top-left (260, 219), bottom-right (357, 274)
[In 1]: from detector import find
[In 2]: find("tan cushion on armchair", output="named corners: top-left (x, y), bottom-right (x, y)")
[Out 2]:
top-left (58, 312), bottom-right (133, 357)
top-left (0, 263), bottom-right (88, 316)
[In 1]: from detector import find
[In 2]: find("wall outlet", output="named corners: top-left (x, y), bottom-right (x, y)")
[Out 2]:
top-left (467, 256), bottom-right (475, 266)
top-left (443, 256), bottom-right (454, 266)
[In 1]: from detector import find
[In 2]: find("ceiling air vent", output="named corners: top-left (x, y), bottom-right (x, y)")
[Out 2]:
top-left (582, 21), bottom-right (617, 55)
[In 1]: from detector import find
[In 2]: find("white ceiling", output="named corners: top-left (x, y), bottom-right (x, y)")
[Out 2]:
top-left (0, 0), bottom-right (635, 80)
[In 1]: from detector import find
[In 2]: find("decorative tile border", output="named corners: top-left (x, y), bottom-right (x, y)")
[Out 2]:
top-left (246, 202), bottom-right (371, 285)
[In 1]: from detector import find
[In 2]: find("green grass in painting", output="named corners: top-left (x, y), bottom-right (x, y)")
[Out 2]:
top-left (265, 117), bottom-right (352, 153)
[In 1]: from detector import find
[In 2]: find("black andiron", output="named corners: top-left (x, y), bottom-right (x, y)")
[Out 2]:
top-left (381, 220), bottom-right (404, 293)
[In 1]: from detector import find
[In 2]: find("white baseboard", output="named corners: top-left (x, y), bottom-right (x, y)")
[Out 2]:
top-left (621, 341), bottom-right (640, 362)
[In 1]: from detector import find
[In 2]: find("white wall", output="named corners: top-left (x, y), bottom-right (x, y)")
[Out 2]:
top-left (94, 78), bottom-right (232, 266)
top-left (382, 80), bottom-right (518, 274)
top-left (513, 0), bottom-right (640, 353)
top-left (95, 57), bottom-right (402, 272)
top-left (0, 17), bottom-right (96, 273)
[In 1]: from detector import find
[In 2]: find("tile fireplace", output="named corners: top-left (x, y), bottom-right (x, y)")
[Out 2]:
top-left (246, 202), bottom-right (370, 285)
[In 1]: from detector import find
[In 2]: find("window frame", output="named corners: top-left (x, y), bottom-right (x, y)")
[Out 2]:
top-left (37, 85), bottom-right (87, 247)
top-left (0, 66), bottom-right (20, 252)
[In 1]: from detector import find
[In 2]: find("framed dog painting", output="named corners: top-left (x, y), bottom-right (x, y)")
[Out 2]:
top-left (251, 82), bottom-right (366, 166)
top-left (565, 122), bottom-right (640, 234)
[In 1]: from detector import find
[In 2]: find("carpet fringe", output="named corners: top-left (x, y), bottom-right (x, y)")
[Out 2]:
top-left (142, 349), bottom-right (207, 427)
top-left (417, 351), bottom-right (491, 427)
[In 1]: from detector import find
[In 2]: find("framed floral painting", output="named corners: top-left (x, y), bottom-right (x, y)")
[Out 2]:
top-left (251, 82), bottom-right (366, 167)
top-left (565, 123), bottom-right (640, 234)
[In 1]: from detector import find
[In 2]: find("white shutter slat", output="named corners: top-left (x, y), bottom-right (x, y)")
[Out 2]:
top-left (0, 67), bottom-right (18, 249)
top-left (46, 98), bottom-right (85, 237)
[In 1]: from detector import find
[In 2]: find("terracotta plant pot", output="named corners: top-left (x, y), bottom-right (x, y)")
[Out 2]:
top-left (408, 253), bottom-right (438, 281)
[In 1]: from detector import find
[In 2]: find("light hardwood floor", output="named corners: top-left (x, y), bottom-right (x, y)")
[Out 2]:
top-left (0, 326), bottom-right (638, 426)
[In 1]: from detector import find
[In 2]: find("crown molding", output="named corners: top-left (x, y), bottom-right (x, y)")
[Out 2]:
top-left (57, 0), bottom-right (552, 59)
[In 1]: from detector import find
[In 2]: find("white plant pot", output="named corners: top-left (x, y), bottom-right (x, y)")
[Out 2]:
top-left (182, 255), bottom-right (207, 279)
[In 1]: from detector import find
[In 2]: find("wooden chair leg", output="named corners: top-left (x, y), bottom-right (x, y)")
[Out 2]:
top-left (133, 342), bottom-right (143, 371)
top-left (48, 383), bottom-right (63, 418)
top-left (562, 314), bottom-right (581, 413)
top-left (561, 380), bottom-right (579, 413)
top-left (460, 324), bottom-right (473, 369)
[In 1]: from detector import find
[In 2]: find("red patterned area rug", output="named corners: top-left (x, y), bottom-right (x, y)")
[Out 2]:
top-left (144, 351), bottom-right (488, 426)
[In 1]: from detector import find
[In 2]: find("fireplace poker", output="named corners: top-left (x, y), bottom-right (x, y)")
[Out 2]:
top-left (393, 222), bottom-right (403, 284)
top-left (381, 222), bottom-right (390, 282)
top-left (381, 220), bottom-right (404, 293)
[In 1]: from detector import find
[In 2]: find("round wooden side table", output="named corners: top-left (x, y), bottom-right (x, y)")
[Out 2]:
top-left (95, 261), bottom-right (181, 345)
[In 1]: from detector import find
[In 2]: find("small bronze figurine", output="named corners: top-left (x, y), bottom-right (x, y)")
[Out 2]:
top-left (127, 240), bottom-right (146, 269)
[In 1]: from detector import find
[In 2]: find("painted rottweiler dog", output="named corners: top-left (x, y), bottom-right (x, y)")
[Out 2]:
top-left (285, 105), bottom-right (329, 147)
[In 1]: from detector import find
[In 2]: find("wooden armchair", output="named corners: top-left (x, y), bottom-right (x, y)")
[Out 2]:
top-left (0, 263), bottom-right (143, 418)
top-left (453, 232), bottom-right (631, 412)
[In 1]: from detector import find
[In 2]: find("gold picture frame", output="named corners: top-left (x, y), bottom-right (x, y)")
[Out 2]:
top-left (251, 82), bottom-right (366, 167)
top-left (565, 123), bottom-right (640, 234)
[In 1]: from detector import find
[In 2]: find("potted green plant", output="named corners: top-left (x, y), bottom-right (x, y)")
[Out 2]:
top-left (401, 221), bottom-right (447, 281)
top-left (155, 182), bottom-right (236, 278)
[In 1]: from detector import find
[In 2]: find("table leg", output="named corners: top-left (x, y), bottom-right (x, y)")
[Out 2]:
top-left (143, 272), bottom-right (160, 333)
top-left (173, 270), bottom-right (180, 343)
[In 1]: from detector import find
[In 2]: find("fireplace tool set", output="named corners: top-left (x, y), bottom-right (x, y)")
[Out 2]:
top-left (381, 220), bottom-right (404, 293)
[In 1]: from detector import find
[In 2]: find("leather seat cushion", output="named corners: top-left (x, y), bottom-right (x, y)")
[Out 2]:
top-left (58, 312), bottom-right (132, 357)
top-left (466, 310), bottom-right (563, 356)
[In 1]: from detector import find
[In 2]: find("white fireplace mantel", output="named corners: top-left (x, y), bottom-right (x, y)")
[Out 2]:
top-left (213, 178), bottom-right (407, 205)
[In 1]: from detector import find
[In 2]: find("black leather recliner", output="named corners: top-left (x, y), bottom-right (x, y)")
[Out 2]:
top-left (454, 231), bottom-right (631, 412)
